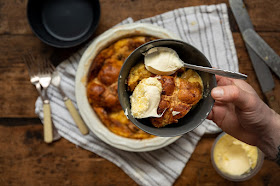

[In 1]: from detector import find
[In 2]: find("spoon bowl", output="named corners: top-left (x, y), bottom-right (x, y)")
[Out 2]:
top-left (118, 39), bottom-right (217, 137)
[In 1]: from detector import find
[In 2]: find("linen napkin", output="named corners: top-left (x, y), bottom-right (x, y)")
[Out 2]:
top-left (35, 3), bottom-right (238, 186)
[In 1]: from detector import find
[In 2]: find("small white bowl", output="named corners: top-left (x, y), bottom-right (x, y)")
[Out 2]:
top-left (211, 132), bottom-right (264, 181)
top-left (75, 23), bottom-right (181, 152)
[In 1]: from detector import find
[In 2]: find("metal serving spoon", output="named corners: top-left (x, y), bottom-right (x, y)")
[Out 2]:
top-left (182, 63), bottom-right (247, 79)
top-left (144, 47), bottom-right (247, 80)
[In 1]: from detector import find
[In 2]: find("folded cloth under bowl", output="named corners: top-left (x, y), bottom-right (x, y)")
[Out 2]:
top-left (35, 3), bottom-right (238, 186)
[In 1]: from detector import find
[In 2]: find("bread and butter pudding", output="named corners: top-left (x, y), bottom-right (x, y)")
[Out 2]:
top-left (87, 36), bottom-right (157, 139)
top-left (127, 47), bottom-right (203, 128)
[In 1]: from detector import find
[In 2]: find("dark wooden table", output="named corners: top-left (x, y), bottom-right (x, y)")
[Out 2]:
top-left (1, 0), bottom-right (280, 185)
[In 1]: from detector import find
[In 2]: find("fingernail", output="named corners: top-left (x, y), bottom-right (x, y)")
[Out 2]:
top-left (212, 87), bottom-right (224, 98)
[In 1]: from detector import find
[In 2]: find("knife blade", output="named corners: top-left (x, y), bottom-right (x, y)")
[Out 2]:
top-left (229, 0), bottom-right (280, 113)
top-left (243, 28), bottom-right (280, 79)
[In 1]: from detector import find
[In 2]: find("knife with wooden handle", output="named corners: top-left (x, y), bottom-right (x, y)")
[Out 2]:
top-left (64, 98), bottom-right (89, 135)
top-left (52, 69), bottom-right (89, 135)
top-left (43, 100), bottom-right (53, 143)
top-left (229, 0), bottom-right (280, 113)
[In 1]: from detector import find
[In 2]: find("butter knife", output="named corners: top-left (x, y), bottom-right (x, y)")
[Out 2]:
top-left (52, 69), bottom-right (89, 135)
top-left (242, 28), bottom-right (280, 79)
top-left (229, 0), bottom-right (280, 113)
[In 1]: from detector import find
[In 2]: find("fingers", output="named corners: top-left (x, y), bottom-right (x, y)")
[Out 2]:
top-left (215, 75), bottom-right (234, 86)
top-left (215, 75), bottom-right (223, 81)
top-left (211, 85), bottom-right (256, 111)
top-left (213, 75), bottom-right (259, 109)
top-left (207, 110), bottom-right (213, 120)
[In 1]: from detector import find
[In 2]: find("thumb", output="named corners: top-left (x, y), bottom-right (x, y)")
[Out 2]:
top-left (211, 85), bottom-right (255, 110)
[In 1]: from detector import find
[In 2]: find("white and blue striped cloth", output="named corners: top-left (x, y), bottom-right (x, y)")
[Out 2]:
top-left (35, 3), bottom-right (238, 186)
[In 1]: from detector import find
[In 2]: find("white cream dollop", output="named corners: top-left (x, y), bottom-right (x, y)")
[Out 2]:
top-left (130, 77), bottom-right (162, 118)
top-left (144, 47), bottom-right (184, 75)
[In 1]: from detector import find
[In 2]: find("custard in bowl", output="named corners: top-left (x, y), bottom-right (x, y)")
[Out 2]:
top-left (127, 54), bottom-right (203, 128)
top-left (118, 39), bottom-right (216, 137)
top-left (75, 23), bottom-right (181, 151)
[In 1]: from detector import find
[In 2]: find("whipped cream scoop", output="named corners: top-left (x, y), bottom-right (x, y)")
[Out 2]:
top-left (144, 47), bottom-right (247, 79)
top-left (130, 77), bottom-right (162, 119)
top-left (144, 47), bottom-right (184, 75)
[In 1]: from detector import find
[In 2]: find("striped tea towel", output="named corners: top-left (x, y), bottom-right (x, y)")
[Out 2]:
top-left (35, 3), bottom-right (238, 186)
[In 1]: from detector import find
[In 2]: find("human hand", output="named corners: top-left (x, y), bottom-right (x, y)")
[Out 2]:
top-left (207, 76), bottom-right (280, 159)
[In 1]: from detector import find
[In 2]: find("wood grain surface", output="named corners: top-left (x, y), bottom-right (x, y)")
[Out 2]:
top-left (0, 0), bottom-right (280, 185)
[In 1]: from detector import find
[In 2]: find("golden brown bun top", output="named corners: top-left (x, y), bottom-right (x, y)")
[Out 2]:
top-left (87, 36), bottom-right (157, 139)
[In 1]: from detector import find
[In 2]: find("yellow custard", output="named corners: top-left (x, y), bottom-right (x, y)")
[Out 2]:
top-left (213, 134), bottom-right (258, 176)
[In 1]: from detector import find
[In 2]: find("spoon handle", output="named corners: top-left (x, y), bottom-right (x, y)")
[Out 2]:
top-left (184, 63), bottom-right (247, 79)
